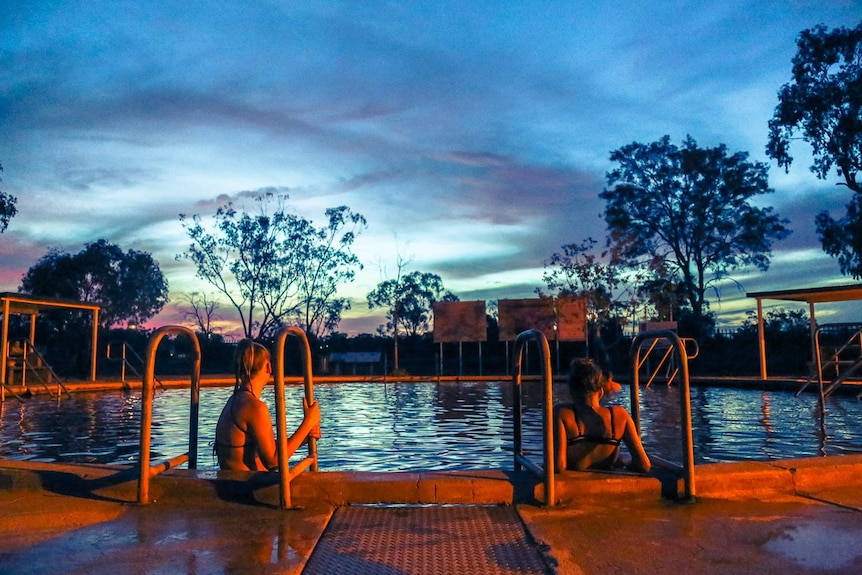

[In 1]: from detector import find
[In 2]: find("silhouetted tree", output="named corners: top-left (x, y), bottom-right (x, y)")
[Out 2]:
top-left (539, 237), bottom-right (640, 323)
top-left (179, 193), bottom-right (365, 340)
top-left (0, 161), bottom-right (17, 233)
top-left (767, 22), bottom-right (862, 277)
top-left (292, 206), bottom-right (367, 339)
top-left (20, 239), bottom-right (169, 328)
top-left (601, 135), bottom-right (790, 337)
top-left (179, 291), bottom-right (222, 338)
top-left (367, 257), bottom-right (458, 372)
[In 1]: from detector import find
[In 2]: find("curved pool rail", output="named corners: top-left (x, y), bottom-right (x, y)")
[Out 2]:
top-left (511, 329), bottom-right (555, 506)
top-left (273, 326), bottom-right (318, 509)
top-left (631, 330), bottom-right (695, 501)
top-left (801, 323), bottom-right (862, 398)
top-left (637, 336), bottom-right (699, 387)
top-left (137, 325), bottom-right (202, 505)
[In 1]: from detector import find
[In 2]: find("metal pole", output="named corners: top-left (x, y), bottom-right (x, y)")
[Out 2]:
top-left (274, 326), bottom-right (318, 510)
top-left (511, 330), bottom-right (555, 506)
top-left (756, 299), bottom-right (767, 380)
top-left (90, 309), bottom-right (99, 382)
top-left (1, 298), bottom-right (9, 394)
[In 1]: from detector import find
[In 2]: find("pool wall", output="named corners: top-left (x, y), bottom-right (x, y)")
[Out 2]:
top-left (3, 454), bottom-right (862, 506)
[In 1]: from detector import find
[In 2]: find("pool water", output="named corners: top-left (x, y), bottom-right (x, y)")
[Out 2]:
top-left (1, 381), bottom-right (860, 471)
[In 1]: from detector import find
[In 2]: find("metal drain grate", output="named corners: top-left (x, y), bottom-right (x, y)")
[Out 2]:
top-left (302, 505), bottom-right (551, 575)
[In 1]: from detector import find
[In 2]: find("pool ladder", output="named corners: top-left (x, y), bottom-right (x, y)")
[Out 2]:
top-left (136, 325), bottom-right (318, 509)
top-left (3, 338), bottom-right (71, 400)
top-left (798, 323), bottom-right (862, 399)
top-left (636, 335), bottom-right (699, 387)
top-left (106, 340), bottom-right (164, 389)
top-left (631, 330), bottom-right (696, 501)
top-left (511, 329), bottom-right (555, 506)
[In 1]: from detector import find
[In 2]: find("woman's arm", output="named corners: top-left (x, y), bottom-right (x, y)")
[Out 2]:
top-left (620, 410), bottom-right (651, 473)
top-left (283, 398), bottom-right (321, 458)
top-left (553, 405), bottom-right (568, 473)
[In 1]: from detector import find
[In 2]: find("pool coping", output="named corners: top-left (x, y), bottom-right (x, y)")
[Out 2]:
top-left (3, 453), bottom-right (862, 506)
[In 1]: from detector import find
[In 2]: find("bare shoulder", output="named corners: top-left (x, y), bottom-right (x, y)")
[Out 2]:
top-left (609, 405), bottom-right (635, 424)
top-left (553, 403), bottom-right (575, 416)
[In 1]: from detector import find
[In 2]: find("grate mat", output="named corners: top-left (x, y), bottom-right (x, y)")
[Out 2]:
top-left (302, 505), bottom-right (552, 575)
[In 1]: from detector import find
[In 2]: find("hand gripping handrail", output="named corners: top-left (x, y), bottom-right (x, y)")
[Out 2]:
top-left (511, 329), bottom-right (555, 506)
top-left (273, 326), bottom-right (318, 509)
top-left (137, 325), bottom-right (201, 505)
top-left (631, 330), bottom-right (695, 501)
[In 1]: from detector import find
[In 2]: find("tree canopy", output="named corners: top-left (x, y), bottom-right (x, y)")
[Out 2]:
top-left (19, 239), bottom-right (169, 328)
top-left (292, 206), bottom-right (367, 339)
top-left (767, 22), bottom-right (862, 277)
top-left (367, 260), bottom-right (457, 372)
top-left (0, 161), bottom-right (18, 233)
top-left (539, 237), bottom-right (637, 323)
top-left (600, 135), bottom-right (790, 333)
top-left (179, 194), bottom-right (365, 340)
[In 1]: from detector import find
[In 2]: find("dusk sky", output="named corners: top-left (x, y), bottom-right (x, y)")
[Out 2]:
top-left (2, 2), bottom-right (861, 337)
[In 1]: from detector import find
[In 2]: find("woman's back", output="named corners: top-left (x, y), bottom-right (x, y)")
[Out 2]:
top-left (555, 403), bottom-right (624, 470)
top-left (215, 389), bottom-right (275, 471)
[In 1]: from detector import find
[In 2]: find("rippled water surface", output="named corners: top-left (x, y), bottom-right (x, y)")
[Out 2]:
top-left (1, 381), bottom-right (860, 470)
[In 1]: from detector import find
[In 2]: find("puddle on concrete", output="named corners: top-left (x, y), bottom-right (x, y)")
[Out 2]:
top-left (764, 522), bottom-right (862, 570)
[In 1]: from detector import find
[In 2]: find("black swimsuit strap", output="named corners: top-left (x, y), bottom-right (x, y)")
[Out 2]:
top-left (568, 405), bottom-right (621, 447)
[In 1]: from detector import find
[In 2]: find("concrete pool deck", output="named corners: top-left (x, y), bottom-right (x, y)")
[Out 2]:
top-left (2, 455), bottom-right (862, 573)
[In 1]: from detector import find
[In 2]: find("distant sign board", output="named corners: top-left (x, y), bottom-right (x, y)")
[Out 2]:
top-left (498, 297), bottom-right (556, 341)
top-left (433, 300), bottom-right (487, 342)
top-left (556, 296), bottom-right (587, 341)
top-left (639, 321), bottom-right (678, 333)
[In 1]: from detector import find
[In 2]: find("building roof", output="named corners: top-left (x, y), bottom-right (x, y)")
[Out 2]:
top-left (746, 284), bottom-right (862, 304)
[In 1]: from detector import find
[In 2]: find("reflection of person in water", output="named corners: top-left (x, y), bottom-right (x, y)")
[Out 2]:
top-left (215, 339), bottom-right (320, 471)
top-left (554, 358), bottom-right (651, 473)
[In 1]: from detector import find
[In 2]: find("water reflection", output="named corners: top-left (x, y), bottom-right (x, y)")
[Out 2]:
top-left (1, 381), bottom-right (861, 471)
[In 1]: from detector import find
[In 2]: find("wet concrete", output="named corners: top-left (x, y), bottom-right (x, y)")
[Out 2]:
top-left (2, 456), bottom-right (862, 574)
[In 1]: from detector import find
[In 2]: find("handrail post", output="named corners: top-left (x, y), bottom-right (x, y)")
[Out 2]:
top-left (273, 326), bottom-right (318, 510)
top-left (137, 325), bottom-right (201, 505)
top-left (631, 330), bottom-right (695, 501)
top-left (511, 329), bottom-right (555, 507)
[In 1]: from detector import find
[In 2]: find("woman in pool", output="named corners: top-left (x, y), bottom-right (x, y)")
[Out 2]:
top-left (215, 339), bottom-right (320, 471)
top-left (554, 358), bottom-right (651, 473)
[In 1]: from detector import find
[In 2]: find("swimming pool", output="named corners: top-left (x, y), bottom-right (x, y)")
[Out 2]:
top-left (1, 380), bottom-right (860, 470)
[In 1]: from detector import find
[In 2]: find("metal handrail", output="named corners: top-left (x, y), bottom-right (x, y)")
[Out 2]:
top-left (637, 337), bottom-right (699, 387)
top-left (137, 325), bottom-right (201, 505)
top-left (511, 329), bottom-right (555, 507)
top-left (107, 341), bottom-right (164, 389)
top-left (810, 325), bottom-right (862, 398)
top-left (631, 330), bottom-right (695, 501)
top-left (13, 339), bottom-right (71, 399)
top-left (273, 326), bottom-right (318, 510)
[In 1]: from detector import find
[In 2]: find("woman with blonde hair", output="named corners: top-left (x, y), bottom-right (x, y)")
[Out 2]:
top-left (215, 339), bottom-right (320, 471)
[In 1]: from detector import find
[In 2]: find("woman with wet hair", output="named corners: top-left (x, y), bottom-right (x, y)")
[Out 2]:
top-left (215, 339), bottom-right (320, 471)
top-left (554, 358), bottom-right (650, 473)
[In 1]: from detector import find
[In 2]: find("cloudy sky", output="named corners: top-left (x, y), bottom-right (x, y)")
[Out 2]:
top-left (1, 1), bottom-right (861, 336)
